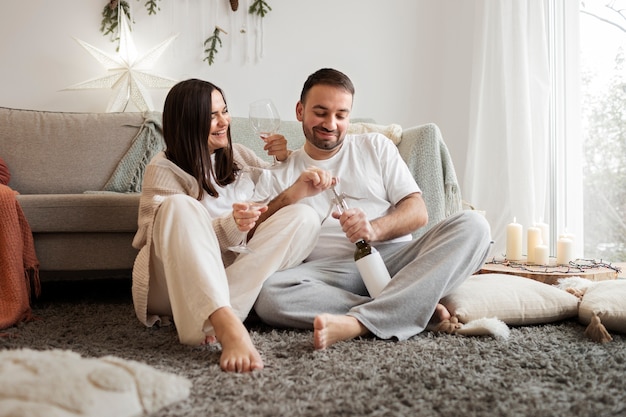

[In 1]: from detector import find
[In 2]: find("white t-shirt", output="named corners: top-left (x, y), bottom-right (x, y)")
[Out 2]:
top-left (200, 159), bottom-right (269, 218)
top-left (258, 133), bottom-right (421, 261)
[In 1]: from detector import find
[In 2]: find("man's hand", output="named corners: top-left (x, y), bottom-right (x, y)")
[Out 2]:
top-left (283, 166), bottom-right (333, 203)
top-left (332, 193), bottom-right (427, 243)
top-left (253, 166), bottom-right (332, 232)
top-left (332, 207), bottom-right (376, 243)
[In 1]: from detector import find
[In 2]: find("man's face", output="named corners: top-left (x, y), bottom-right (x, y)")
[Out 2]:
top-left (296, 84), bottom-right (352, 159)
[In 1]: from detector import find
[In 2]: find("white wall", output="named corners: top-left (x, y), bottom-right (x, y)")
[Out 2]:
top-left (0, 0), bottom-right (476, 186)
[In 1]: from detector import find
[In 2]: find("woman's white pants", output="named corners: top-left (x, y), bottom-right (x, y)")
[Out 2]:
top-left (148, 194), bottom-right (320, 345)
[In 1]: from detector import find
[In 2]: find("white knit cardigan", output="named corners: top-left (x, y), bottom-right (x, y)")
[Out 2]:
top-left (131, 144), bottom-right (268, 328)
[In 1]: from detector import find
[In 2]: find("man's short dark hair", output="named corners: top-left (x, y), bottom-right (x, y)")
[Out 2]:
top-left (300, 68), bottom-right (355, 103)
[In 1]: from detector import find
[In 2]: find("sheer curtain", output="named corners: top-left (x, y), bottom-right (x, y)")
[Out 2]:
top-left (463, 0), bottom-right (578, 258)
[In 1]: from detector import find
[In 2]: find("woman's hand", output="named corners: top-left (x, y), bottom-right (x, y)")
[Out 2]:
top-left (232, 202), bottom-right (269, 232)
top-left (263, 134), bottom-right (290, 162)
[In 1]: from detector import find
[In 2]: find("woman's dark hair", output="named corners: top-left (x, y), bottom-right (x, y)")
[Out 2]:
top-left (162, 78), bottom-right (239, 199)
top-left (299, 68), bottom-right (355, 103)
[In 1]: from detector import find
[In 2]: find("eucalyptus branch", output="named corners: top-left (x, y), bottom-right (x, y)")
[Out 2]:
top-left (203, 26), bottom-right (227, 66)
top-left (249, 0), bottom-right (272, 17)
top-left (144, 0), bottom-right (161, 15)
top-left (100, 0), bottom-right (132, 42)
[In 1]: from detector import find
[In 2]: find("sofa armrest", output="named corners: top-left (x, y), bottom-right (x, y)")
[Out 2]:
top-left (397, 123), bottom-right (463, 239)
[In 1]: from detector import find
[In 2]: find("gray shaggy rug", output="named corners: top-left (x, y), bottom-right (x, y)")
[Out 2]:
top-left (1, 278), bottom-right (625, 417)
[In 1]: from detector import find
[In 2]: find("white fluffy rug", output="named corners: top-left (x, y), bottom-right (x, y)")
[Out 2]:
top-left (0, 348), bottom-right (191, 417)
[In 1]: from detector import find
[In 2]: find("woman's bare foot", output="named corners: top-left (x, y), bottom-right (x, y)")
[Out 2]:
top-left (201, 335), bottom-right (217, 345)
top-left (210, 307), bottom-right (264, 372)
top-left (313, 313), bottom-right (369, 350)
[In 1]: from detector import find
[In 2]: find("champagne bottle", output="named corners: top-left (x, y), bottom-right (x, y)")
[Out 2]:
top-left (329, 182), bottom-right (391, 298)
top-left (354, 239), bottom-right (391, 298)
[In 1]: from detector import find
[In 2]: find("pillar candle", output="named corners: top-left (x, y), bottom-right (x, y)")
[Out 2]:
top-left (556, 236), bottom-right (574, 266)
top-left (506, 218), bottom-right (523, 261)
top-left (527, 226), bottom-right (542, 264)
top-left (534, 244), bottom-right (549, 266)
top-left (536, 220), bottom-right (549, 253)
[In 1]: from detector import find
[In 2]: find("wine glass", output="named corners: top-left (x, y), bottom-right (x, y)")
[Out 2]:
top-left (228, 169), bottom-right (269, 254)
top-left (249, 99), bottom-right (281, 164)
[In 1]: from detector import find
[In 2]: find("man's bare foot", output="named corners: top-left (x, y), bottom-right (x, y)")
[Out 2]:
top-left (210, 307), bottom-right (264, 372)
top-left (427, 303), bottom-right (463, 333)
top-left (313, 313), bottom-right (369, 350)
top-left (434, 303), bottom-right (451, 322)
top-left (426, 303), bottom-right (456, 332)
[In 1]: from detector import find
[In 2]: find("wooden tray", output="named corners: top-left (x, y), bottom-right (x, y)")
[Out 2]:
top-left (478, 258), bottom-right (621, 285)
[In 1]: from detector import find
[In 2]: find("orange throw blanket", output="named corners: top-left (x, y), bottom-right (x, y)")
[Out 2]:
top-left (0, 184), bottom-right (40, 330)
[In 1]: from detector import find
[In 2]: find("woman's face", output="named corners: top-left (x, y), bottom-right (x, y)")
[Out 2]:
top-left (207, 89), bottom-right (231, 153)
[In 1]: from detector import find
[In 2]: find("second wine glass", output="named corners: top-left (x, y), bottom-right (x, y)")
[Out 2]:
top-left (228, 168), bottom-right (269, 254)
top-left (249, 99), bottom-right (281, 165)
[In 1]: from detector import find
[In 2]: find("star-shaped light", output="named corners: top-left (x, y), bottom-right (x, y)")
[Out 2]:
top-left (66, 13), bottom-right (178, 112)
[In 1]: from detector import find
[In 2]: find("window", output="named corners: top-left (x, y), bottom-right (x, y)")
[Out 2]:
top-left (580, 1), bottom-right (626, 261)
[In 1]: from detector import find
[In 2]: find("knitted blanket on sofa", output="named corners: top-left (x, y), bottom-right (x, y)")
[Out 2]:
top-left (0, 184), bottom-right (40, 330)
top-left (102, 111), bottom-right (165, 193)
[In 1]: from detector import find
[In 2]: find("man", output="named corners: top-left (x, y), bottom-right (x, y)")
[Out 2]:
top-left (254, 68), bottom-right (492, 349)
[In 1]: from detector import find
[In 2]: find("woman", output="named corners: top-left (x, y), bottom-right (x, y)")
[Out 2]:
top-left (132, 79), bottom-right (326, 372)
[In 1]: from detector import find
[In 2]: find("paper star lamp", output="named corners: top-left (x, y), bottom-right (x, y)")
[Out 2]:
top-left (66, 13), bottom-right (178, 112)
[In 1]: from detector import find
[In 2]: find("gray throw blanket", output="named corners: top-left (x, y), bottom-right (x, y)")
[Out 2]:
top-left (103, 111), bottom-right (165, 193)
top-left (398, 123), bottom-right (463, 240)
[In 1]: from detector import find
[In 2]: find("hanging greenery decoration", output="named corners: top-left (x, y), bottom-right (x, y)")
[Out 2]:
top-left (248, 0), bottom-right (271, 17)
top-left (99, 0), bottom-right (272, 65)
top-left (145, 0), bottom-right (161, 15)
top-left (203, 26), bottom-right (226, 66)
top-left (100, 1), bottom-right (132, 42)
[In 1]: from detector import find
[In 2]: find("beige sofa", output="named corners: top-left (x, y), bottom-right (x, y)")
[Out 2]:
top-left (0, 106), bottom-right (462, 280)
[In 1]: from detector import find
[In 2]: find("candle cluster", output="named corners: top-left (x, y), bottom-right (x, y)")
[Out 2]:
top-left (506, 218), bottom-right (575, 266)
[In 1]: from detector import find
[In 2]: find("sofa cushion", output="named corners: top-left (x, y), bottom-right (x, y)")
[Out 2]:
top-left (0, 107), bottom-right (146, 194)
top-left (34, 233), bottom-right (138, 271)
top-left (346, 122), bottom-right (403, 145)
top-left (17, 193), bottom-right (139, 233)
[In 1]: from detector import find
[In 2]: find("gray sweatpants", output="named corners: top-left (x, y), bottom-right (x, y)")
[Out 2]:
top-left (254, 210), bottom-right (492, 341)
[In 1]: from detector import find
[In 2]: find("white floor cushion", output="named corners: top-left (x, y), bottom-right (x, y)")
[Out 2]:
top-left (578, 279), bottom-right (626, 333)
top-left (0, 349), bottom-right (191, 417)
top-left (441, 273), bottom-right (580, 325)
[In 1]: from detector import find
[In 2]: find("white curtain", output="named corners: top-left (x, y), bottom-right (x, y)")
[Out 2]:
top-left (464, 0), bottom-right (551, 258)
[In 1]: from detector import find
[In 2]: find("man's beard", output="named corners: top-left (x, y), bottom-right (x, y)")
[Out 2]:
top-left (305, 127), bottom-right (344, 151)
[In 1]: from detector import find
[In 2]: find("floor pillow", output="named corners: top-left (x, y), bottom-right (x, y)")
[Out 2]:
top-left (556, 276), bottom-right (626, 342)
top-left (0, 348), bottom-right (191, 417)
top-left (441, 273), bottom-right (580, 325)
